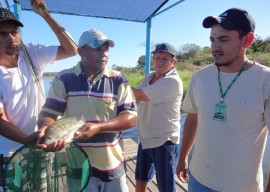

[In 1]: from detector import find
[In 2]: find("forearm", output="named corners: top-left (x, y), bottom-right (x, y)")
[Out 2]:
top-left (0, 108), bottom-right (31, 143)
top-left (37, 111), bottom-right (58, 130)
top-left (132, 87), bottom-right (149, 101)
top-left (0, 119), bottom-right (29, 144)
top-left (88, 113), bottom-right (137, 132)
top-left (40, 11), bottom-right (77, 59)
top-left (30, 0), bottom-right (77, 58)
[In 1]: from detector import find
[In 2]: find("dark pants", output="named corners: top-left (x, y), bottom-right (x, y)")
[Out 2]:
top-left (135, 141), bottom-right (179, 192)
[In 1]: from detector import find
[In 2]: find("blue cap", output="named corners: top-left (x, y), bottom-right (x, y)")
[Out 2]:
top-left (78, 28), bottom-right (114, 48)
top-left (152, 43), bottom-right (176, 56)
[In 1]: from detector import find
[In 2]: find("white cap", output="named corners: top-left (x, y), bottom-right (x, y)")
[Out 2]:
top-left (78, 28), bottom-right (115, 48)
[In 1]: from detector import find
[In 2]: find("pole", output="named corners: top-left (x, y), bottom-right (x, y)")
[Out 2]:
top-left (144, 18), bottom-right (152, 76)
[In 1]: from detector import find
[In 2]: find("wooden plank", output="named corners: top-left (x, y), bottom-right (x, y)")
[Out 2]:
top-left (123, 139), bottom-right (188, 192)
top-left (125, 156), bottom-right (159, 192)
top-left (175, 176), bottom-right (188, 191)
top-left (125, 157), bottom-right (136, 192)
top-left (123, 138), bottom-right (138, 157)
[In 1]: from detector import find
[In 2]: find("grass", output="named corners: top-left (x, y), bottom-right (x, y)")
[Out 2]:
top-left (121, 67), bottom-right (195, 101)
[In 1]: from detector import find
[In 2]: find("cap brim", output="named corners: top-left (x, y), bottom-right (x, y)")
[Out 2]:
top-left (203, 16), bottom-right (239, 30)
top-left (98, 39), bottom-right (115, 48)
top-left (203, 16), bottom-right (221, 28)
top-left (80, 39), bottom-right (115, 49)
top-left (86, 39), bottom-right (115, 48)
top-left (0, 19), bottom-right (23, 27)
top-left (152, 50), bottom-right (175, 56)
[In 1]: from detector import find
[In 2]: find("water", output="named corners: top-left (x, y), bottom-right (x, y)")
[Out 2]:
top-left (43, 76), bottom-right (270, 188)
top-left (43, 76), bottom-right (52, 97)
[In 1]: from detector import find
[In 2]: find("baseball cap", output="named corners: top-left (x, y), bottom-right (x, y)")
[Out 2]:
top-left (152, 43), bottom-right (176, 56)
top-left (202, 8), bottom-right (255, 33)
top-left (78, 28), bottom-right (114, 48)
top-left (0, 7), bottom-right (23, 27)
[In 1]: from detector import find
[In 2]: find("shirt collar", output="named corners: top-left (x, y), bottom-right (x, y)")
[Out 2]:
top-left (153, 67), bottom-right (177, 78)
top-left (74, 62), bottom-right (111, 77)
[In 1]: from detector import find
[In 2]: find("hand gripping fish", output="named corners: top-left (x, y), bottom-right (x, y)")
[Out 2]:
top-left (44, 117), bottom-right (85, 144)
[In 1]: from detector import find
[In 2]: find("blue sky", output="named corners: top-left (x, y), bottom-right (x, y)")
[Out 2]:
top-left (6, 0), bottom-right (270, 72)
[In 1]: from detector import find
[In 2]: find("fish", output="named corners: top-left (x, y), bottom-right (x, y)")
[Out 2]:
top-left (44, 117), bottom-right (85, 144)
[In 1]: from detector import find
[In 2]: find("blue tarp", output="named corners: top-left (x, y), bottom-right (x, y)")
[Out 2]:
top-left (18, 0), bottom-right (169, 23)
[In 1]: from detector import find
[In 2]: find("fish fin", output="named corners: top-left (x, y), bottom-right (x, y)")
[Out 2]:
top-left (81, 115), bottom-right (86, 123)
top-left (63, 133), bottom-right (72, 142)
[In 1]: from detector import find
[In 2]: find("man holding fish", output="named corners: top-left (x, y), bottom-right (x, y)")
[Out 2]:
top-left (37, 29), bottom-right (137, 192)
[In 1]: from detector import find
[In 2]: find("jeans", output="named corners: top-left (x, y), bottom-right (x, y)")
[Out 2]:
top-left (188, 172), bottom-right (217, 192)
top-left (135, 141), bottom-right (179, 192)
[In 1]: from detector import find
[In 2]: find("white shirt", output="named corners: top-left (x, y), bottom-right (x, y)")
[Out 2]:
top-left (0, 43), bottom-right (57, 156)
top-left (137, 68), bottom-right (183, 149)
top-left (183, 63), bottom-right (270, 192)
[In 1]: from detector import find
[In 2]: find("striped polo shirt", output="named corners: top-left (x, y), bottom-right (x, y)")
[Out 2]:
top-left (42, 62), bottom-right (137, 181)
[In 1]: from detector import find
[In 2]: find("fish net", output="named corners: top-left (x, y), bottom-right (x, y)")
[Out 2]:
top-left (2, 140), bottom-right (91, 192)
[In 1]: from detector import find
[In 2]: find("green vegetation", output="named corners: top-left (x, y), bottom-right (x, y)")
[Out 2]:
top-left (115, 35), bottom-right (270, 96)
top-left (44, 35), bottom-right (270, 96)
top-left (43, 72), bottom-right (58, 77)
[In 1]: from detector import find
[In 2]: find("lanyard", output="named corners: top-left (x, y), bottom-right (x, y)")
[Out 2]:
top-left (218, 61), bottom-right (249, 102)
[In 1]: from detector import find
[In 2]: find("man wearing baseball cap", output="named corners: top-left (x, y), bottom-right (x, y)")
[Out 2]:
top-left (132, 43), bottom-right (183, 192)
top-left (176, 8), bottom-right (270, 192)
top-left (0, 0), bottom-right (77, 167)
top-left (78, 28), bottom-right (115, 48)
top-left (37, 28), bottom-right (137, 191)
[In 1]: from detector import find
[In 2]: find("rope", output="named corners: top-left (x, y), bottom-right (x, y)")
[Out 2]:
top-left (23, 6), bottom-right (78, 99)
top-left (2, 3), bottom-right (77, 99)
top-left (3, 0), bottom-right (10, 10)
top-left (40, 7), bottom-right (78, 47)
top-left (21, 42), bottom-right (46, 99)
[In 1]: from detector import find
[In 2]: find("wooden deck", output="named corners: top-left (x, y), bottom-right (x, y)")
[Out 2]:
top-left (123, 138), bottom-right (188, 192)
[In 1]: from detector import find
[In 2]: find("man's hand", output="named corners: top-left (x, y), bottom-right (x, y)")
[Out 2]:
top-left (30, 0), bottom-right (48, 16)
top-left (73, 123), bottom-right (101, 142)
top-left (36, 126), bottom-right (66, 152)
top-left (41, 140), bottom-right (66, 152)
top-left (176, 158), bottom-right (189, 183)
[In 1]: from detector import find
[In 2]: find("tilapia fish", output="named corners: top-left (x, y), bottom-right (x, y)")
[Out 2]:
top-left (44, 117), bottom-right (85, 144)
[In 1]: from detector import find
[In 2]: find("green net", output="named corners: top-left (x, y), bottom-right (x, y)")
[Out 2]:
top-left (3, 140), bottom-right (91, 192)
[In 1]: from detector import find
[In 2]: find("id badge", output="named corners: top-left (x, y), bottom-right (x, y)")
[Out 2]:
top-left (213, 102), bottom-right (227, 121)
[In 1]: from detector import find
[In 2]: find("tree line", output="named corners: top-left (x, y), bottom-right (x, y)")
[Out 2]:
top-left (133, 35), bottom-right (270, 70)
top-left (45, 35), bottom-right (269, 77)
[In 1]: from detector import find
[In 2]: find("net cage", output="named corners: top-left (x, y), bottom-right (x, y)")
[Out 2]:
top-left (2, 140), bottom-right (91, 192)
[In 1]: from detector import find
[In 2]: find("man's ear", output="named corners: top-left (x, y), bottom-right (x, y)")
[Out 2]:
top-left (243, 32), bottom-right (254, 48)
top-left (172, 57), bottom-right (177, 67)
top-left (77, 47), bottom-right (83, 56)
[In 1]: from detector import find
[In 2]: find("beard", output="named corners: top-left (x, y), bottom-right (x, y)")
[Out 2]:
top-left (214, 57), bottom-right (235, 67)
top-left (5, 43), bottom-right (20, 56)
top-left (214, 62), bottom-right (232, 67)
